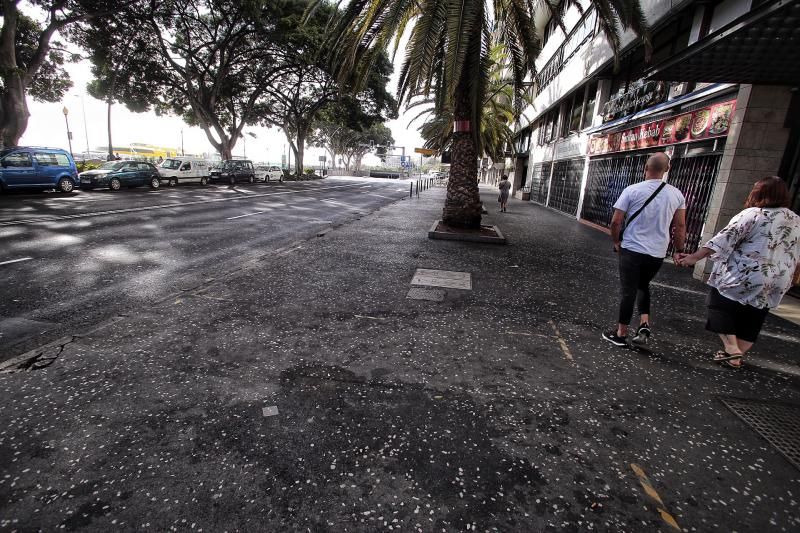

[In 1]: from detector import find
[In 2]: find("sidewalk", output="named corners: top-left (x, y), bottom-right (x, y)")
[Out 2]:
top-left (2, 183), bottom-right (800, 531)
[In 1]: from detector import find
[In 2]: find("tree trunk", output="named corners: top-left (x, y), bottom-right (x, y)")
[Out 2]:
top-left (0, 73), bottom-right (29, 148)
top-left (0, 3), bottom-right (27, 148)
top-left (295, 128), bottom-right (306, 177)
top-left (442, 84), bottom-right (482, 228)
top-left (106, 72), bottom-right (118, 158)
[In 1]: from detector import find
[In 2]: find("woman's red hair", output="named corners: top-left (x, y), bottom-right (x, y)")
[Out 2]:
top-left (744, 176), bottom-right (790, 209)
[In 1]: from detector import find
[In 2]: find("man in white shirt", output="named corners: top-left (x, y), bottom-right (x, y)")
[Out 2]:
top-left (603, 152), bottom-right (687, 347)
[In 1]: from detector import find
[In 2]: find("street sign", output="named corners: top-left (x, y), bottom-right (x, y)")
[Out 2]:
top-left (318, 155), bottom-right (326, 162)
top-left (414, 148), bottom-right (435, 156)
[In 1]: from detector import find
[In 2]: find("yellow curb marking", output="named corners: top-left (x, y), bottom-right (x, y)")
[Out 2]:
top-left (547, 320), bottom-right (573, 361)
top-left (630, 463), bottom-right (681, 530)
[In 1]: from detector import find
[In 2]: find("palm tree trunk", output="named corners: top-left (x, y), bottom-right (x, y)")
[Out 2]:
top-left (442, 84), bottom-right (482, 228)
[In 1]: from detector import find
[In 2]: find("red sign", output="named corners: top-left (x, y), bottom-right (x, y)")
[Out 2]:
top-left (588, 99), bottom-right (736, 156)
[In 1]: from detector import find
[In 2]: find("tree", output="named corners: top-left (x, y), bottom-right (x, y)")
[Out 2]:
top-left (310, 121), bottom-right (393, 171)
top-left (0, 1), bottom-right (114, 147)
top-left (326, 0), bottom-right (649, 228)
top-left (86, 0), bottom-right (305, 160)
top-left (78, 17), bottom-right (152, 158)
top-left (412, 42), bottom-right (519, 163)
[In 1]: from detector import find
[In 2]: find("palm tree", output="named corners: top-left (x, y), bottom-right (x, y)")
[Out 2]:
top-left (323, 0), bottom-right (649, 228)
top-left (411, 42), bottom-right (520, 164)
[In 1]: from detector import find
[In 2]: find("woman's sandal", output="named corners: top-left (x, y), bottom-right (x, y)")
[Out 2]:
top-left (713, 350), bottom-right (743, 369)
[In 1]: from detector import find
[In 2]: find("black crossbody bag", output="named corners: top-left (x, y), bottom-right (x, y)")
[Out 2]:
top-left (619, 182), bottom-right (666, 242)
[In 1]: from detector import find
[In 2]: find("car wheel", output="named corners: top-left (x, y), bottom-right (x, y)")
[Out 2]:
top-left (150, 176), bottom-right (161, 189)
top-left (168, 178), bottom-right (177, 187)
top-left (248, 174), bottom-right (254, 184)
top-left (266, 176), bottom-right (270, 183)
top-left (110, 178), bottom-right (122, 191)
top-left (229, 176), bottom-right (236, 186)
top-left (57, 177), bottom-right (74, 193)
top-left (200, 176), bottom-right (208, 186)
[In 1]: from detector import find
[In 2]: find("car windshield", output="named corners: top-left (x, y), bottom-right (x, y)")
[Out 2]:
top-left (161, 159), bottom-right (182, 170)
top-left (222, 161), bottom-right (237, 170)
top-left (99, 161), bottom-right (126, 170)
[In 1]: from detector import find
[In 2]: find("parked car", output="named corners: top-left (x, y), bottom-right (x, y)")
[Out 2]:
top-left (159, 156), bottom-right (211, 186)
top-left (0, 146), bottom-right (79, 193)
top-left (256, 164), bottom-right (284, 182)
top-left (79, 160), bottom-right (162, 191)
top-left (210, 160), bottom-right (255, 185)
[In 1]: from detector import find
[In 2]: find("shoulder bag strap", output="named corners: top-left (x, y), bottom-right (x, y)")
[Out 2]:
top-left (624, 182), bottom-right (666, 232)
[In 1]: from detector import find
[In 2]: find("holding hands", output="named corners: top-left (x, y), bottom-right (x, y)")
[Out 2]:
top-left (674, 247), bottom-right (713, 267)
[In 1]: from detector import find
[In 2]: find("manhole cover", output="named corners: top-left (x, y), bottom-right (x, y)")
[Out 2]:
top-left (407, 287), bottom-right (446, 302)
top-left (720, 396), bottom-right (800, 470)
top-left (410, 269), bottom-right (472, 290)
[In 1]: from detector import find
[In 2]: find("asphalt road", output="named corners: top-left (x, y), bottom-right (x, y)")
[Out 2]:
top-left (0, 177), bottom-right (411, 361)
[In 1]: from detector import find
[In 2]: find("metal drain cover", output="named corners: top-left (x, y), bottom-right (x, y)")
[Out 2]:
top-left (720, 396), bottom-right (800, 470)
top-left (406, 287), bottom-right (446, 302)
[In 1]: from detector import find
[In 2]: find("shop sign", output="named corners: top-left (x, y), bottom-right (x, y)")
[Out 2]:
top-left (588, 99), bottom-right (736, 156)
top-left (602, 80), bottom-right (668, 122)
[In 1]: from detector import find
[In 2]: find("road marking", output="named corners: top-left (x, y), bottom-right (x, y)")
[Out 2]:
top-left (506, 331), bottom-right (552, 339)
top-left (361, 185), bottom-right (371, 188)
top-left (0, 257), bottom-right (33, 266)
top-left (368, 193), bottom-right (396, 200)
top-left (651, 281), bottom-right (706, 296)
top-left (226, 210), bottom-right (271, 220)
top-left (354, 314), bottom-right (386, 321)
top-left (0, 183), bottom-right (369, 227)
top-left (629, 463), bottom-right (681, 530)
top-left (547, 320), bottom-right (573, 361)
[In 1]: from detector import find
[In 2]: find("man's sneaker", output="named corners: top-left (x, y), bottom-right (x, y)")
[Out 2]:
top-left (632, 323), bottom-right (651, 345)
top-left (602, 330), bottom-right (628, 347)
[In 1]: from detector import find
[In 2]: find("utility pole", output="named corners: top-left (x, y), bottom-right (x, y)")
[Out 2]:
top-left (181, 129), bottom-right (185, 156)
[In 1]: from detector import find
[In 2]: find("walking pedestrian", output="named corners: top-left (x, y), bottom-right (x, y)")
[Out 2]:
top-left (676, 177), bottom-right (800, 368)
top-left (498, 174), bottom-right (511, 212)
top-left (602, 152), bottom-right (687, 347)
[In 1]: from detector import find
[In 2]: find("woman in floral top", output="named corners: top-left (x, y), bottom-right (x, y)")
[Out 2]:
top-left (678, 177), bottom-right (800, 368)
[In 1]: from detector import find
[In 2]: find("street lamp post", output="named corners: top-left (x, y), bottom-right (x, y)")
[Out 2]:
top-left (62, 107), bottom-right (73, 159)
top-left (74, 94), bottom-right (89, 159)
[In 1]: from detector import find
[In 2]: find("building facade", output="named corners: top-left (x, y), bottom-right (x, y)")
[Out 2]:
top-left (515, 0), bottom-right (800, 289)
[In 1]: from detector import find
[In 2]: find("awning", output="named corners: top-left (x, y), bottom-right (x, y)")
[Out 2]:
top-left (646, 0), bottom-right (800, 85)
top-left (583, 83), bottom-right (735, 135)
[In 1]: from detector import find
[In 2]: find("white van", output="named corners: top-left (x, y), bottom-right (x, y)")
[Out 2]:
top-left (159, 157), bottom-right (211, 186)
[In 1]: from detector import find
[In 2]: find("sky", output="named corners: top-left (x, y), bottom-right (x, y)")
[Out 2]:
top-left (20, 47), bottom-right (424, 167)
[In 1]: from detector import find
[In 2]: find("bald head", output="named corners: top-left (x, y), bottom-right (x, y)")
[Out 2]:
top-left (645, 152), bottom-right (670, 178)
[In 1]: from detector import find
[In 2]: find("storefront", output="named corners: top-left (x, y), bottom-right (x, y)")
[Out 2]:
top-left (581, 96), bottom-right (736, 252)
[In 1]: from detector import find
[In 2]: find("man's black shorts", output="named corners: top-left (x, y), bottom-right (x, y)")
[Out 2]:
top-left (706, 287), bottom-right (769, 343)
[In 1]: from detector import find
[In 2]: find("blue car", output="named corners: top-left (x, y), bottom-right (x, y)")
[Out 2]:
top-left (0, 147), bottom-right (79, 193)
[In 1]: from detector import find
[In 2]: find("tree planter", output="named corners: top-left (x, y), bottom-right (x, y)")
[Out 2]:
top-left (428, 220), bottom-right (506, 244)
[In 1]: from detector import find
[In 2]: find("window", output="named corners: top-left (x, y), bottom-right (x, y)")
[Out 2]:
top-left (569, 89), bottom-right (585, 133)
top-left (138, 163), bottom-right (151, 170)
top-left (55, 153), bottom-right (70, 166)
top-left (3, 152), bottom-right (32, 167)
top-left (34, 152), bottom-right (59, 166)
top-left (582, 82), bottom-right (598, 130)
top-left (181, 162), bottom-right (191, 170)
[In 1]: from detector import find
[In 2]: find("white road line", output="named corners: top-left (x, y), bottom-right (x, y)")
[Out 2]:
top-left (0, 183), bottom-right (367, 227)
top-left (361, 185), bottom-right (372, 188)
top-left (650, 281), bottom-right (706, 296)
top-left (0, 257), bottom-right (33, 266)
top-left (226, 210), bottom-right (270, 220)
top-left (368, 193), bottom-right (395, 200)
